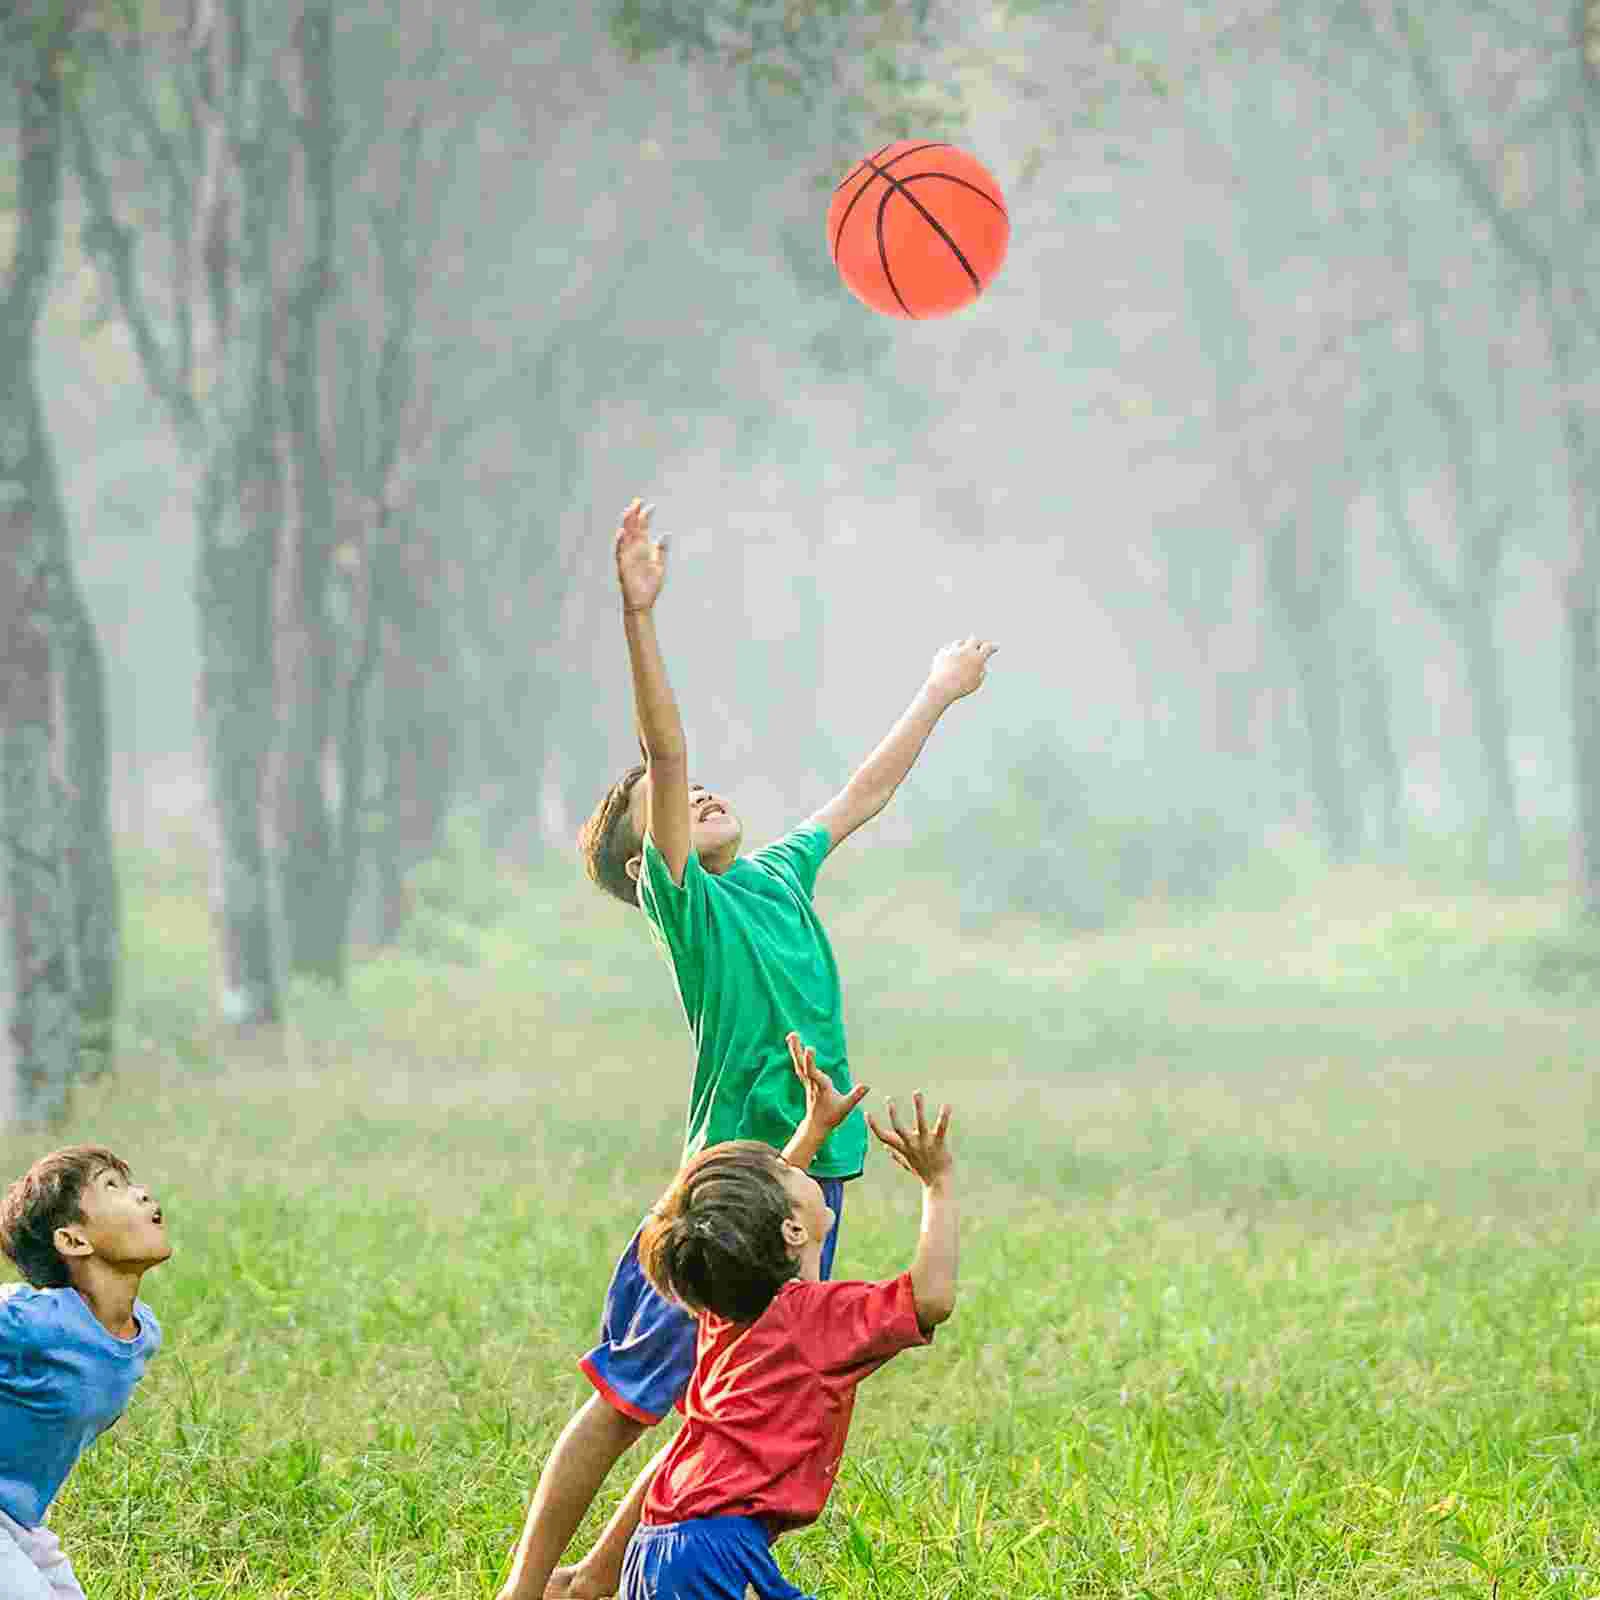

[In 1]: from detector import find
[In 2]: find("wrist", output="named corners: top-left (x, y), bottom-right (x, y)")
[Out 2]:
top-left (794, 1114), bottom-right (829, 1146)
top-left (783, 1120), bottom-right (825, 1168)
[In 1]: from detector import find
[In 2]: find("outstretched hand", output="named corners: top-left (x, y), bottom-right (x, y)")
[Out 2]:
top-left (615, 497), bottom-right (666, 613)
top-left (925, 637), bottom-right (999, 706)
top-left (867, 1092), bottom-right (954, 1186)
top-left (788, 1031), bottom-right (868, 1134)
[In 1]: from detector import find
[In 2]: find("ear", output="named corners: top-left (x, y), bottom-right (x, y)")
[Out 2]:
top-left (53, 1223), bottom-right (92, 1261)
top-left (781, 1216), bottom-right (808, 1254)
top-left (625, 853), bottom-right (642, 884)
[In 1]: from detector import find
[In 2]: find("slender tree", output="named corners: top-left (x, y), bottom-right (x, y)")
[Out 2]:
top-left (70, 3), bottom-right (315, 1026)
top-left (0, 0), bottom-right (102, 1123)
top-left (266, 0), bottom-right (342, 983)
top-left (1351, 0), bottom-right (1600, 908)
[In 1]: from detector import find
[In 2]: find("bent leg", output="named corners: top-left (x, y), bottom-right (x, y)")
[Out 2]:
top-left (498, 1393), bottom-right (648, 1600)
top-left (549, 1429), bottom-right (677, 1597)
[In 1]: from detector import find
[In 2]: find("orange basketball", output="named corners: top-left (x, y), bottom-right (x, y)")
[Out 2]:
top-left (826, 141), bottom-right (1009, 319)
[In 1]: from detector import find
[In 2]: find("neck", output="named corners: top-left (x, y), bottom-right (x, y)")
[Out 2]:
top-left (70, 1264), bottom-right (143, 1338)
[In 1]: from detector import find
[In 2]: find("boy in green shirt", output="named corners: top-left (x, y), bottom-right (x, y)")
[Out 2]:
top-left (496, 498), bottom-right (997, 1600)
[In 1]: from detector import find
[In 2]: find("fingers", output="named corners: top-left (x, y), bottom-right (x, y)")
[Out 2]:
top-left (619, 497), bottom-right (656, 537)
top-left (886, 1097), bottom-right (909, 1143)
top-left (841, 1083), bottom-right (870, 1115)
top-left (788, 1033), bottom-right (818, 1084)
top-left (866, 1113), bottom-right (917, 1175)
top-left (875, 1095), bottom-right (944, 1146)
top-left (866, 1111), bottom-right (902, 1152)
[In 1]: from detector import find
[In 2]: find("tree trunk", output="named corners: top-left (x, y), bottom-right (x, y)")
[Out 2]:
top-left (1569, 565), bottom-right (1600, 916)
top-left (196, 443), bottom-right (282, 1027)
top-left (1561, 388), bottom-right (1600, 914)
top-left (1267, 517), bottom-right (1358, 862)
top-left (187, 1), bottom-right (304, 1029)
top-left (1, 20), bottom-right (85, 1125)
top-left (1416, 287), bottom-right (1523, 883)
top-left (53, 563), bottom-right (119, 1080)
top-left (374, 543), bottom-right (455, 942)
top-left (268, 0), bottom-right (344, 984)
top-left (1458, 578), bottom-right (1522, 883)
top-left (1348, 614), bottom-right (1404, 855)
top-left (0, 495), bottom-right (79, 1128)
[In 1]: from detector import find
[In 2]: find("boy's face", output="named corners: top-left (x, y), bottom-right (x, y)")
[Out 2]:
top-left (56, 1165), bottom-right (171, 1274)
top-left (778, 1164), bottom-right (835, 1282)
top-left (625, 777), bottom-right (743, 880)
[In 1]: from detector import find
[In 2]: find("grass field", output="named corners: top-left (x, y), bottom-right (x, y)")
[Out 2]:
top-left (5, 835), bottom-right (1600, 1598)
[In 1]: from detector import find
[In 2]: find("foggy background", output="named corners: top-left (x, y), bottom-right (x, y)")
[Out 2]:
top-left (48, 4), bottom-right (1577, 834)
top-left (6, 0), bottom-right (1597, 1110)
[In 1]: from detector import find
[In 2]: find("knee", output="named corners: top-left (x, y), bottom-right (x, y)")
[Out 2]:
top-left (586, 1393), bottom-right (650, 1448)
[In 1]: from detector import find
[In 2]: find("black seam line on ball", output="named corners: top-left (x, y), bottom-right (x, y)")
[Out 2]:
top-left (829, 142), bottom-right (951, 263)
top-left (832, 141), bottom-right (895, 194)
top-left (898, 170), bottom-right (1008, 221)
top-left (874, 167), bottom-right (999, 316)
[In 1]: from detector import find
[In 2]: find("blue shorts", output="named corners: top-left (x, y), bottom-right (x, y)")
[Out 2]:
top-left (621, 1516), bottom-right (812, 1600)
top-left (581, 1177), bottom-right (845, 1425)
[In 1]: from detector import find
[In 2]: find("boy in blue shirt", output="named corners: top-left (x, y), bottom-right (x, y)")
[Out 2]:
top-left (495, 499), bottom-right (998, 1600)
top-left (0, 1145), bottom-right (169, 1599)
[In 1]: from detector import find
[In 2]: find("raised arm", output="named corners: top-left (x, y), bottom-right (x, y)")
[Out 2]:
top-left (867, 1093), bottom-right (958, 1333)
top-left (780, 1031), bottom-right (870, 1171)
top-left (616, 498), bottom-right (691, 885)
top-left (809, 637), bottom-right (999, 856)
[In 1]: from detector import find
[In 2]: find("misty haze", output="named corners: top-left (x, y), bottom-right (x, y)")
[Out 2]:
top-left (1, 2), bottom-right (1597, 1596)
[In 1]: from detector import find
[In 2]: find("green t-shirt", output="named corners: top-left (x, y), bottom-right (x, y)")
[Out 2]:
top-left (636, 823), bottom-right (867, 1179)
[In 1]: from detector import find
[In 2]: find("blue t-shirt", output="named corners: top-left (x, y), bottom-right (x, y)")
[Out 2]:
top-left (0, 1284), bottom-right (162, 1527)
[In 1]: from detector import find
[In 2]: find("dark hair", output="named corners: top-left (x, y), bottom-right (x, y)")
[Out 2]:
top-left (0, 1145), bottom-right (130, 1288)
top-left (639, 1141), bottom-right (799, 1324)
top-left (578, 763), bottom-right (647, 906)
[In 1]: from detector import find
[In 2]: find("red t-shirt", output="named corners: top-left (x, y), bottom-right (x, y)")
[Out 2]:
top-left (642, 1271), bottom-right (931, 1535)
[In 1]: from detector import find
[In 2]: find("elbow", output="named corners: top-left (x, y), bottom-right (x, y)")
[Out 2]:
top-left (917, 1289), bottom-right (957, 1332)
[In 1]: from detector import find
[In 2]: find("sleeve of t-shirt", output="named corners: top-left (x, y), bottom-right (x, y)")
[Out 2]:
top-left (0, 1288), bottom-right (44, 1377)
top-left (636, 831), bottom-right (711, 1014)
top-left (135, 1300), bottom-right (164, 1354)
top-left (789, 1272), bottom-right (931, 1381)
top-left (749, 824), bottom-right (831, 902)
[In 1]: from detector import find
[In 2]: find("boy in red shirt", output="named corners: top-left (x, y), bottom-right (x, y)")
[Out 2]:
top-left (623, 1074), bottom-right (958, 1599)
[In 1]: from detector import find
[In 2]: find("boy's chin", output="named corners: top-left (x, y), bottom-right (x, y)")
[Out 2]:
top-left (696, 831), bottom-right (742, 863)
